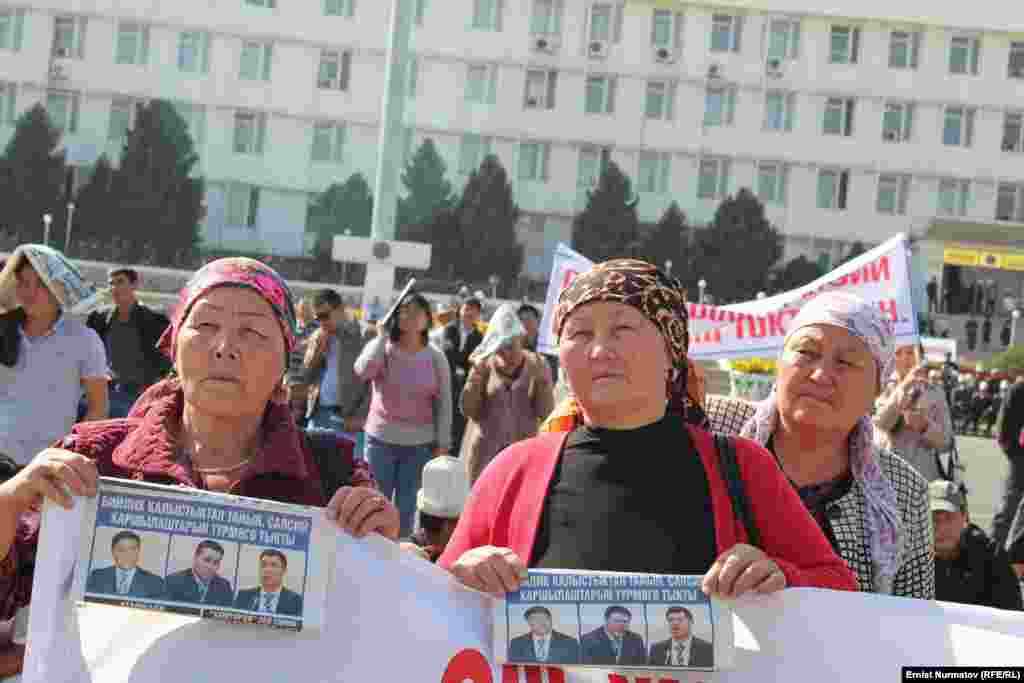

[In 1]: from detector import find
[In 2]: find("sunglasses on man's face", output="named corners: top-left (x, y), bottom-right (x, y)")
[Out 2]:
top-left (315, 309), bottom-right (337, 322)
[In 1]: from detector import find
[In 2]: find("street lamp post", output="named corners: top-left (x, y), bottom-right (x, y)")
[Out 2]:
top-left (488, 274), bottom-right (500, 300)
top-left (664, 260), bottom-right (673, 278)
top-left (42, 214), bottom-right (52, 247)
top-left (698, 279), bottom-right (707, 305)
top-left (341, 228), bottom-right (352, 284)
top-left (1012, 309), bottom-right (1021, 348)
top-left (64, 202), bottom-right (76, 254)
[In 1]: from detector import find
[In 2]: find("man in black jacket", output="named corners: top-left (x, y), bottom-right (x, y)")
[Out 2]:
top-left (580, 606), bottom-right (646, 666)
top-left (86, 268), bottom-right (170, 417)
top-left (164, 540), bottom-right (235, 607)
top-left (932, 481), bottom-right (1022, 611)
top-left (441, 298), bottom-right (483, 451)
top-left (507, 606), bottom-right (580, 664)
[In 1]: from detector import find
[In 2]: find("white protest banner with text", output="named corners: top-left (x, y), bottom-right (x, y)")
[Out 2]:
top-left (686, 234), bottom-right (917, 359)
top-left (21, 496), bottom-right (1024, 683)
top-left (538, 243), bottom-right (595, 356)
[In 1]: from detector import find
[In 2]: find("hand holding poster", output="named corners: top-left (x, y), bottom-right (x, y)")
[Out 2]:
top-left (21, 490), bottom-right (1024, 683)
top-left (538, 235), bottom-right (918, 360)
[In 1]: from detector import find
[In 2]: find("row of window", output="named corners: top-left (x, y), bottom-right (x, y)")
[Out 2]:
top-left (33, 87), bottom-right (1024, 226)
top-left (15, 5), bottom-right (1024, 85)
top-left (247, 0), bottom-right (1024, 80)
top-left (220, 163), bottom-right (1020, 232)
top-left (30, 15), bottom-right (1022, 155)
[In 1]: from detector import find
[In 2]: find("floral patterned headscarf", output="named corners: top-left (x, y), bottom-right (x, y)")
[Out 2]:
top-left (157, 258), bottom-right (298, 361)
top-left (540, 259), bottom-right (708, 432)
top-left (739, 291), bottom-right (903, 594)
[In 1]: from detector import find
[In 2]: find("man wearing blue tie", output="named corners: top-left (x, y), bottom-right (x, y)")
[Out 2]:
top-left (85, 530), bottom-right (166, 599)
top-left (233, 549), bottom-right (303, 617)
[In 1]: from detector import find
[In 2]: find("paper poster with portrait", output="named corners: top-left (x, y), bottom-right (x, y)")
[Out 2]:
top-left (73, 478), bottom-right (330, 631)
top-left (494, 569), bottom-right (733, 672)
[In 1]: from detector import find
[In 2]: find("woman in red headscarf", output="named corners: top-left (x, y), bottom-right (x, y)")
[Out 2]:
top-left (0, 258), bottom-right (399, 630)
top-left (439, 259), bottom-right (856, 598)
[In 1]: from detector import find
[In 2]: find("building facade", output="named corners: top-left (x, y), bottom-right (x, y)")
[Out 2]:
top-left (1, 0), bottom-right (1023, 279)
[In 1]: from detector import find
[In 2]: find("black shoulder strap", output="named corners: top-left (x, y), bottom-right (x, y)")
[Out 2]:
top-left (304, 431), bottom-right (355, 502)
top-left (713, 434), bottom-right (761, 548)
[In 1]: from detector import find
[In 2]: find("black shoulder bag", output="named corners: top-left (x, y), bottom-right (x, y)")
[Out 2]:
top-left (713, 434), bottom-right (762, 548)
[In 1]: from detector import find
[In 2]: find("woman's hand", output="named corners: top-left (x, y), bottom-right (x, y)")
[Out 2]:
top-left (325, 487), bottom-right (400, 541)
top-left (449, 546), bottom-right (525, 597)
top-left (904, 411), bottom-right (929, 433)
top-left (0, 449), bottom-right (98, 512)
top-left (702, 544), bottom-right (787, 598)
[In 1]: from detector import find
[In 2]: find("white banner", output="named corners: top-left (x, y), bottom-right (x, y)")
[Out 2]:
top-left (923, 337), bottom-right (958, 363)
top-left (537, 235), bottom-right (918, 361)
top-left (538, 243), bottom-right (595, 356)
top-left (20, 498), bottom-right (1024, 682)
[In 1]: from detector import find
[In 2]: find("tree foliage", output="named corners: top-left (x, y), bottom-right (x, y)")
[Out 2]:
top-left (0, 104), bottom-right (66, 243)
top-left (771, 255), bottom-right (824, 293)
top-left (396, 138), bottom-right (456, 244)
top-left (70, 154), bottom-right (116, 246)
top-left (453, 154), bottom-right (523, 284)
top-left (688, 189), bottom-right (783, 303)
top-left (108, 99), bottom-right (205, 261)
top-left (571, 161), bottom-right (642, 263)
top-left (640, 202), bottom-right (689, 278)
top-left (308, 172), bottom-right (374, 262)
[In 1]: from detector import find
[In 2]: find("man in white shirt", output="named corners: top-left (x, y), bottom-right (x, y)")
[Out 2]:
top-left (234, 549), bottom-right (303, 617)
top-left (0, 247), bottom-right (109, 465)
top-left (647, 606), bottom-right (714, 668)
top-left (507, 605), bottom-right (580, 664)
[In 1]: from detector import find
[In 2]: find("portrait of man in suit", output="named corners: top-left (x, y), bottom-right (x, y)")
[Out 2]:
top-left (233, 549), bottom-right (303, 617)
top-left (164, 540), bottom-right (235, 607)
top-left (441, 298), bottom-right (483, 450)
top-left (85, 530), bottom-right (166, 599)
top-left (648, 606), bottom-right (713, 668)
top-left (507, 606), bottom-right (580, 664)
top-left (580, 606), bottom-right (646, 666)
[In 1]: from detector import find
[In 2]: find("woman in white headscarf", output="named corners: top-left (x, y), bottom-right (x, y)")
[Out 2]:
top-left (459, 303), bottom-right (555, 484)
top-left (705, 291), bottom-right (934, 598)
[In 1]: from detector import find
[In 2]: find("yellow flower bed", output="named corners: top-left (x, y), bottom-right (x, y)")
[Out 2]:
top-left (728, 358), bottom-right (777, 375)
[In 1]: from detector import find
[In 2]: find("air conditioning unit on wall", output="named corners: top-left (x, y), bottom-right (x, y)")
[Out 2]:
top-left (654, 46), bottom-right (676, 64)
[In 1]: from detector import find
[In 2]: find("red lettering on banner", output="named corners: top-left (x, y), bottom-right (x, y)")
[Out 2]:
top-left (560, 269), bottom-right (579, 293)
top-left (767, 311), bottom-right (786, 337)
top-left (877, 298), bottom-right (898, 321)
top-left (501, 665), bottom-right (566, 683)
top-left (868, 256), bottom-right (891, 282)
top-left (606, 676), bottom-right (681, 683)
top-left (442, 649), bottom-right (492, 683)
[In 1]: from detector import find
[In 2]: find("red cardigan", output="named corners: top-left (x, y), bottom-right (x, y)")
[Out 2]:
top-left (439, 426), bottom-right (858, 591)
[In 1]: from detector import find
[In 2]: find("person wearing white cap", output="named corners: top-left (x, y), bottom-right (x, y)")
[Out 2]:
top-left (401, 456), bottom-right (468, 563)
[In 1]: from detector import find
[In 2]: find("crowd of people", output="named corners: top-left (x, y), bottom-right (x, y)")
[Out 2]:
top-left (0, 242), bottom-right (1021, 676)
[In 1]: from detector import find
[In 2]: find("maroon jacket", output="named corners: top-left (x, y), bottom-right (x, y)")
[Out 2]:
top-left (0, 380), bottom-right (373, 620)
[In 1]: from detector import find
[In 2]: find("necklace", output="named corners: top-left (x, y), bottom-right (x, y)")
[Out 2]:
top-left (191, 458), bottom-right (253, 475)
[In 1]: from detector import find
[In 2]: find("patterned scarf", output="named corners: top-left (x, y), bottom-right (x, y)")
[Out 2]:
top-left (538, 259), bottom-right (708, 433)
top-left (157, 257), bottom-right (298, 360)
top-left (739, 291), bottom-right (903, 594)
top-left (0, 244), bottom-right (101, 315)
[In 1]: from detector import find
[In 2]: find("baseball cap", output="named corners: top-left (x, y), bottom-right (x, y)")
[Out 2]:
top-left (416, 456), bottom-right (469, 519)
top-left (929, 480), bottom-right (966, 513)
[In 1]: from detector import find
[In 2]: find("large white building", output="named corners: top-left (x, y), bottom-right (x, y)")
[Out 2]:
top-left (2, 0), bottom-right (1024, 280)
